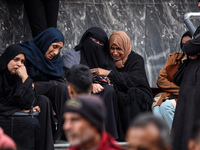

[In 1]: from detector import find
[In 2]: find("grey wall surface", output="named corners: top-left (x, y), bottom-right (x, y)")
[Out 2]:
top-left (0, 0), bottom-right (199, 87)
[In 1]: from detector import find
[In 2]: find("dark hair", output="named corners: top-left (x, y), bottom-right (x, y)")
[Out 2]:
top-left (180, 31), bottom-right (192, 49)
top-left (128, 113), bottom-right (171, 149)
top-left (65, 64), bottom-right (92, 94)
top-left (190, 120), bottom-right (200, 143)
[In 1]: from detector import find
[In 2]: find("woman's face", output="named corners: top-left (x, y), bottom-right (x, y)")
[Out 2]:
top-left (45, 42), bottom-right (63, 60)
top-left (90, 37), bottom-right (104, 46)
top-left (7, 54), bottom-right (25, 74)
top-left (109, 44), bottom-right (124, 61)
top-left (182, 36), bottom-right (192, 47)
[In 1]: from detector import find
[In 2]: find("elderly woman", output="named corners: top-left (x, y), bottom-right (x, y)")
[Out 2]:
top-left (91, 31), bottom-right (153, 140)
top-left (0, 44), bottom-right (55, 150)
top-left (62, 27), bottom-right (118, 139)
top-left (19, 27), bottom-right (69, 140)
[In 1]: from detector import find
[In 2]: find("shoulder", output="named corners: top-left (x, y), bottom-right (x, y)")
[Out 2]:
top-left (63, 49), bottom-right (80, 57)
top-left (126, 51), bottom-right (144, 65)
top-left (128, 51), bottom-right (143, 59)
top-left (62, 49), bottom-right (80, 68)
top-left (167, 52), bottom-right (183, 64)
top-left (98, 132), bottom-right (122, 150)
top-left (168, 52), bottom-right (182, 59)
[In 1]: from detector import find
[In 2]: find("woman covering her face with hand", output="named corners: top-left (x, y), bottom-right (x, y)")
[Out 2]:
top-left (0, 44), bottom-right (55, 150)
top-left (91, 31), bottom-right (153, 140)
top-left (19, 27), bottom-right (70, 140)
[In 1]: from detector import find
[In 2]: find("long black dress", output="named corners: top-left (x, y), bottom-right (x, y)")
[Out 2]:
top-left (62, 27), bottom-right (118, 139)
top-left (0, 45), bottom-right (55, 150)
top-left (108, 51), bottom-right (153, 140)
top-left (171, 34), bottom-right (200, 150)
top-left (19, 28), bottom-right (70, 140)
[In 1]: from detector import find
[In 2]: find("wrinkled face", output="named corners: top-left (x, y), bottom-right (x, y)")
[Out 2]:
top-left (45, 42), bottom-right (63, 60)
top-left (63, 112), bottom-right (98, 147)
top-left (7, 54), bottom-right (25, 75)
top-left (182, 36), bottom-right (192, 48)
top-left (126, 125), bottom-right (161, 150)
top-left (109, 44), bottom-right (124, 61)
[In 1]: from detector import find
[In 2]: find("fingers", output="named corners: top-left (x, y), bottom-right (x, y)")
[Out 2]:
top-left (33, 106), bottom-right (40, 112)
top-left (189, 55), bottom-right (198, 60)
top-left (90, 68), bottom-right (110, 76)
top-left (92, 83), bottom-right (104, 94)
top-left (21, 109), bottom-right (30, 113)
top-left (90, 68), bottom-right (98, 74)
top-left (16, 66), bottom-right (28, 82)
top-left (53, 109), bottom-right (56, 115)
top-left (32, 83), bottom-right (35, 89)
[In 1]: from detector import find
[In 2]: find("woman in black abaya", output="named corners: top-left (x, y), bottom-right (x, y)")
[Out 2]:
top-left (0, 44), bottom-right (54, 150)
top-left (62, 27), bottom-right (118, 139)
top-left (91, 31), bottom-right (153, 140)
top-left (171, 32), bottom-right (200, 150)
top-left (19, 27), bottom-right (70, 140)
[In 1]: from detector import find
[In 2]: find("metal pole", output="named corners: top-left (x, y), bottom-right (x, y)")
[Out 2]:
top-left (184, 12), bottom-right (200, 35)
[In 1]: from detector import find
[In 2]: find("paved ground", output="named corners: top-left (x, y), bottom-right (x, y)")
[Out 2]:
top-left (54, 140), bottom-right (128, 150)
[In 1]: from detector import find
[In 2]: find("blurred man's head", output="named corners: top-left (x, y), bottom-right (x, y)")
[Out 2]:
top-left (63, 95), bottom-right (106, 148)
top-left (188, 121), bottom-right (200, 150)
top-left (126, 113), bottom-right (171, 150)
top-left (198, 0), bottom-right (200, 8)
top-left (65, 64), bottom-right (92, 98)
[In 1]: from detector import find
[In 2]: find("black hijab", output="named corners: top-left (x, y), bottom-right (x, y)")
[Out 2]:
top-left (19, 27), bottom-right (65, 78)
top-left (180, 31), bottom-right (192, 49)
top-left (75, 27), bottom-right (115, 70)
top-left (0, 44), bottom-right (25, 104)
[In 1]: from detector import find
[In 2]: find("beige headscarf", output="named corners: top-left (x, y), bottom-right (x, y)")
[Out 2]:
top-left (109, 31), bottom-right (131, 69)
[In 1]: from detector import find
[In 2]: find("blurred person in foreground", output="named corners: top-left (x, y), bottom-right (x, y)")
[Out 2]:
top-left (126, 113), bottom-right (171, 150)
top-left (171, 2), bottom-right (200, 149)
top-left (188, 121), bottom-right (200, 150)
top-left (64, 64), bottom-right (92, 98)
top-left (62, 95), bottom-right (122, 150)
top-left (0, 127), bottom-right (16, 150)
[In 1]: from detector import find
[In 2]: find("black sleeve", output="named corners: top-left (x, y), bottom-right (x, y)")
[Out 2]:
top-left (108, 54), bottom-right (153, 111)
top-left (173, 59), bottom-right (190, 86)
top-left (108, 57), bottom-right (147, 92)
top-left (182, 35), bottom-right (200, 56)
top-left (11, 77), bottom-right (35, 110)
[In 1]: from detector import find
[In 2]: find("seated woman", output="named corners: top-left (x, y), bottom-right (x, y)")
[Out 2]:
top-left (153, 31), bottom-right (192, 130)
top-left (171, 29), bottom-right (200, 150)
top-left (19, 27), bottom-right (69, 140)
top-left (0, 44), bottom-right (55, 150)
top-left (91, 31), bottom-right (153, 140)
top-left (62, 27), bottom-right (118, 139)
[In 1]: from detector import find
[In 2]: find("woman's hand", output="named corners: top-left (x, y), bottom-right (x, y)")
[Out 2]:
top-left (21, 106), bottom-right (40, 113)
top-left (90, 68), bottom-right (110, 76)
top-left (92, 83), bottom-right (104, 94)
top-left (32, 83), bottom-right (35, 89)
top-left (16, 66), bottom-right (29, 83)
top-left (33, 106), bottom-right (40, 112)
top-left (188, 55), bottom-right (198, 60)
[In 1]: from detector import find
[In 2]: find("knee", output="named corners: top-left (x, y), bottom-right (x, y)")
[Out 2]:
top-left (56, 81), bottom-right (68, 92)
top-left (35, 95), bottom-right (51, 109)
top-left (102, 85), bottom-right (115, 94)
top-left (160, 101), bottom-right (174, 112)
top-left (153, 106), bottom-right (162, 116)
